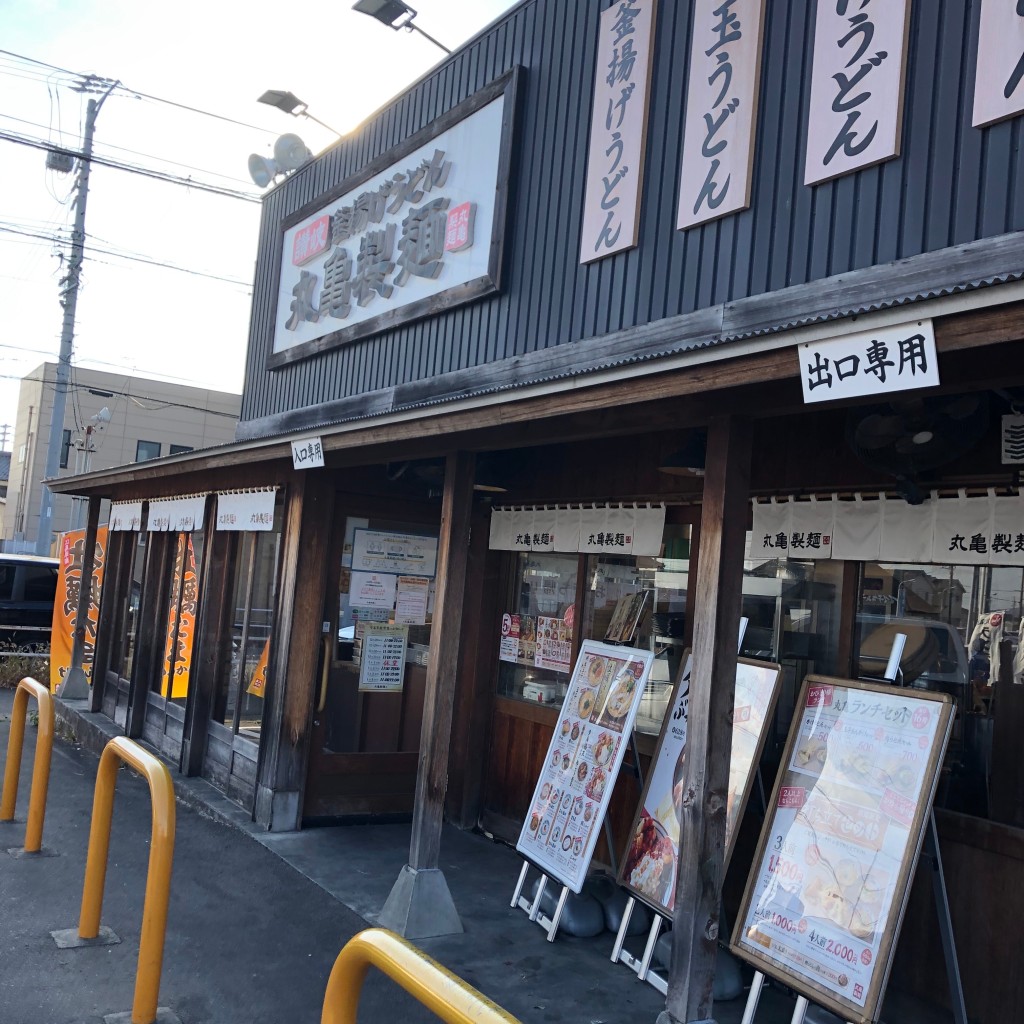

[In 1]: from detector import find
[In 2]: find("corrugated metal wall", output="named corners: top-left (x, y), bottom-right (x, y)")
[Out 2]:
top-left (240, 0), bottom-right (1023, 429)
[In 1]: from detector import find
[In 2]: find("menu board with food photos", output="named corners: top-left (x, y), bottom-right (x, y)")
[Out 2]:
top-left (516, 640), bottom-right (656, 893)
top-left (618, 655), bottom-right (782, 916)
top-left (731, 677), bottom-right (954, 1024)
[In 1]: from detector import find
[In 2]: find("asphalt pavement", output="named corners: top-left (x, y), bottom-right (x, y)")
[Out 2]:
top-left (0, 687), bottom-right (950, 1024)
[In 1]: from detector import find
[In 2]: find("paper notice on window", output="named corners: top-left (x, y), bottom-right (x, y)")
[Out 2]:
top-left (348, 571), bottom-right (397, 611)
top-left (395, 575), bottom-right (429, 625)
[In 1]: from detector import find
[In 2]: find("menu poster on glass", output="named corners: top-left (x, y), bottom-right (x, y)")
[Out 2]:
top-left (516, 640), bottom-right (656, 893)
top-left (619, 655), bottom-right (782, 916)
top-left (357, 623), bottom-right (409, 692)
top-left (730, 677), bottom-right (954, 1024)
top-left (535, 615), bottom-right (572, 674)
top-left (351, 529), bottom-right (438, 577)
top-left (604, 589), bottom-right (651, 644)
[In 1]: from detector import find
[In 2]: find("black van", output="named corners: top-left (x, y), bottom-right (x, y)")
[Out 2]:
top-left (0, 554), bottom-right (60, 649)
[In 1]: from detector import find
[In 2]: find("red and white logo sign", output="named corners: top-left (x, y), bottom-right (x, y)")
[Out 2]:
top-left (292, 215), bottom-right (330, 266)
top-left (445, 202), bottom-right (475, 252)
top-left (911, 706), bottom-right (931, 730)
top-left (807, 685), bottom-right (834, 708)
top-left (778, 787), bottom-right (806, 809)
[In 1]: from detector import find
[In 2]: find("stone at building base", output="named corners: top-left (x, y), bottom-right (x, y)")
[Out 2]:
top-left (51, 925), bottom-right (120, 948)
top-left (6, 845), bottom-right (58, 858)
top-left (57, 666), bottom-right (90, 700)
top-left (378, 865), bottom-right (464, 939)
top-left (656, 1014), bottom-right (715, 1024)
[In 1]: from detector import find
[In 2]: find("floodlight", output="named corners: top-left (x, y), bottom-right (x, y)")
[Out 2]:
top-left (352, 0), bottom-right (451, 53)
top-left (258, 89), bottom-right (340, 135)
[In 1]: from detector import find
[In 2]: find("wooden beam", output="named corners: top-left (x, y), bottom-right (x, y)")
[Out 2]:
top-left (408, 451), bottom-right (475, 869)
top-left (663, 416), bottom-right (752, 1024)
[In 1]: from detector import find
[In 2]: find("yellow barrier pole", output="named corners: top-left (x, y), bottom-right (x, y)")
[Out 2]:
top-left (0, 677), bottom-right (55, 853)
top-left (78, 736), bottom-right (176, 1024)
top-left (321, 928), bottom-right (522, 1024)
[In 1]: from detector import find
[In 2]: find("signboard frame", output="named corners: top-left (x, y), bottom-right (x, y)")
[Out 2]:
top-left (266, 67), bottom-right (521, 369)
top-left (729, 676), bottom-right (954, 1024)
top-left (515, 639), bottom-right (656, 893)
top-left (618, 654), bottom-right (782, 917)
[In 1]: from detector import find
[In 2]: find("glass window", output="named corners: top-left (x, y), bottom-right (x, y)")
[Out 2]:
top-left (496, 524), bottom-right (693, 736)
top-left (497, 552), bottom-right (580, 707)
top-left (855, 562), bottom-right (1024, 822)
top-left (136, 440), bottom-right (161, 462)
top-left (0, 563), bottom-right (15, 601)
top-left (60, 428), bottom-right (72, 469)
top-left (109, 534), bottom-right (147, 681)
top-left (169, 444), bottom-right (193, 455)
top-left (211, 506), bottom-right (283, 740)
top-left (23, 565), bottom-right (58, 602)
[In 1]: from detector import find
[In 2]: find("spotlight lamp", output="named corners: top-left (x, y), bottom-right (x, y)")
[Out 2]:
top-left (352, 0), bottom-right (452, 54)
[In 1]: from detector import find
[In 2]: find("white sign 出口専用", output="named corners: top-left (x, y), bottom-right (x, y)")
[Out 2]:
top-left (677, 0), bottom-right (765, 230)
top-left (580, 0), bottom-right (657, 262)
top-left (804, 0), bottom-right (911, 186)
top-left (800, 321), bottom-right (938, 404)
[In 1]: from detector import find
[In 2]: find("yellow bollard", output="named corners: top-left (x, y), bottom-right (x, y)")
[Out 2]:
top-left (78, 736), bottom-right (176, 1024)
top-left (321, 927), bottom-right (522, 1024)
top-left (0, 676), bottom-right (55, 853)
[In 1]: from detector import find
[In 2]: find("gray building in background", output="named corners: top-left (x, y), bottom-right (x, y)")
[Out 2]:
top-left (1, 362), bottom-right (239, 552)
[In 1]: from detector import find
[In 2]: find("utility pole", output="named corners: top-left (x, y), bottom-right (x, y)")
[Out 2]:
top-left (34, 79), bottom-right (117, 555)
top-left (0, 423), bottom-right (10, 449)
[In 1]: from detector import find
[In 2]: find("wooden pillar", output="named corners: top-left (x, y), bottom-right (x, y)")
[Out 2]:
top-left (60, 495), bottom-right (101, 701)
top-left (662, 416), bottom-right (752, 1024)
top-left (380, 450), bottom-right (474, 937)
top-left (254, 472), bottom-right (333, 831)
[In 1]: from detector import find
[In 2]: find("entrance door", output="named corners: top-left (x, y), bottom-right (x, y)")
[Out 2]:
top-left (303, 510), bottom-right (436, 821)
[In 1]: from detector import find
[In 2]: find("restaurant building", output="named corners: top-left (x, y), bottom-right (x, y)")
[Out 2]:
top-left (53, 2), bottom-right (1024, 1021)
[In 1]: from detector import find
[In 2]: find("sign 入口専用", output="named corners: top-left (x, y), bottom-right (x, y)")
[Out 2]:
top-left (677, 0), bottom-right (765, 230)
top-left (731, 676), bottom-right (953, 1024)
top-left (516, 641), bottom-right (655, 892)
top-left (291, 437), bottom-right (324, 469)
top-left (804, 0), bottom-right (911, 185)
top-left (618, 654), bottom-right (781, 916)
top-left (580, 0), bottom-right (657, 262)
top-left (799, 320), bottom-right (938, 404)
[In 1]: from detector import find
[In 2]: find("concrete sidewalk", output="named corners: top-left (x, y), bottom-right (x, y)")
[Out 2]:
top-left (0, 688), bottom-right (950, 1024)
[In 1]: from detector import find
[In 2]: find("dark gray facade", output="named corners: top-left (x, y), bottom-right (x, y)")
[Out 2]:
top-left (239, 0), bottom-right (1023, 438)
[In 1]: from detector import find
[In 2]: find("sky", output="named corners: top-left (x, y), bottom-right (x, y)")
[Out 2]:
top-left (0, 0), bottom-right (521, 447)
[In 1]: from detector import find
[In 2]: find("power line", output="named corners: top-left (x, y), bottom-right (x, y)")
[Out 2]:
top-left (0, 128), bottom-right (262, 202)
top-left (0, 49), bottom-right (282, 136)
top-left (0, 223), bottom-right (252, 287)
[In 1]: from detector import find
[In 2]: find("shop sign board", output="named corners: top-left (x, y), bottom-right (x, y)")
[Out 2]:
top-left (805, 0), bottom-right (912, 186)
top-left (800, 320), bottom-right (938, 404)
top-left (499, 612), bottom-right (521, 663)
top-left (972, 0), bottom-right (1024, 127)
top-left (270, 71), bottom-right (518, 367)
top-left (580, 0), bottom-right (657, 262)
top-left (358, 623), bottom-right (409, 692)
top-left (677, 0), bottom-right (766, 230)
top-left (352, 529), bottom-right (438, 577)
top-left (619, 654), bottom-right (781, 916)
top-left (516, 641), bottom-right (655, 892)
top-left (50, 527), bottom-right (108, 693)
top-left (731, 676), bottom-right (954, 1024)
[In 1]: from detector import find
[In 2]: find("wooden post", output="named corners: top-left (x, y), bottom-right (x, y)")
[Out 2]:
top-left (60, 495), bottom-right (100, 701)
top-left (662, 416), bottom-right (752, 1024)
top-left (380, 450), bottom-right (474, 938)
top-left (255, 473), bottom-right (333, 831)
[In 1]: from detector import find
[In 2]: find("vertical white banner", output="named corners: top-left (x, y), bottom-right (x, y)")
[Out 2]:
top-left (489, 508), bottom-right (514, 550)
top-left (831, 495), bottom-right (882, 561)
top-left (879, 495), bottom-right (936, 564)
top-left (677, 0), bottom-right (766, 229)
top-left (581, 0), bottom-right (657, 262)
top-left (554, 506), bottom-right (582, 552)
top-left (750, 500), bottom-right (792, 560)
top-left (972, 0), bottom-right (1024, 127)
top-left (804, 0), bottom-right (912, 185)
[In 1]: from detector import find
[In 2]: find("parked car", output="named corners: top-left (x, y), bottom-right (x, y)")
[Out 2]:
top-left (0, 553), bottom-right (60, 649)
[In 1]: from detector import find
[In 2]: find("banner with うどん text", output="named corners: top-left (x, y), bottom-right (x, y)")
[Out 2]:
top-left (50, 527), bottom-right (108, 693)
